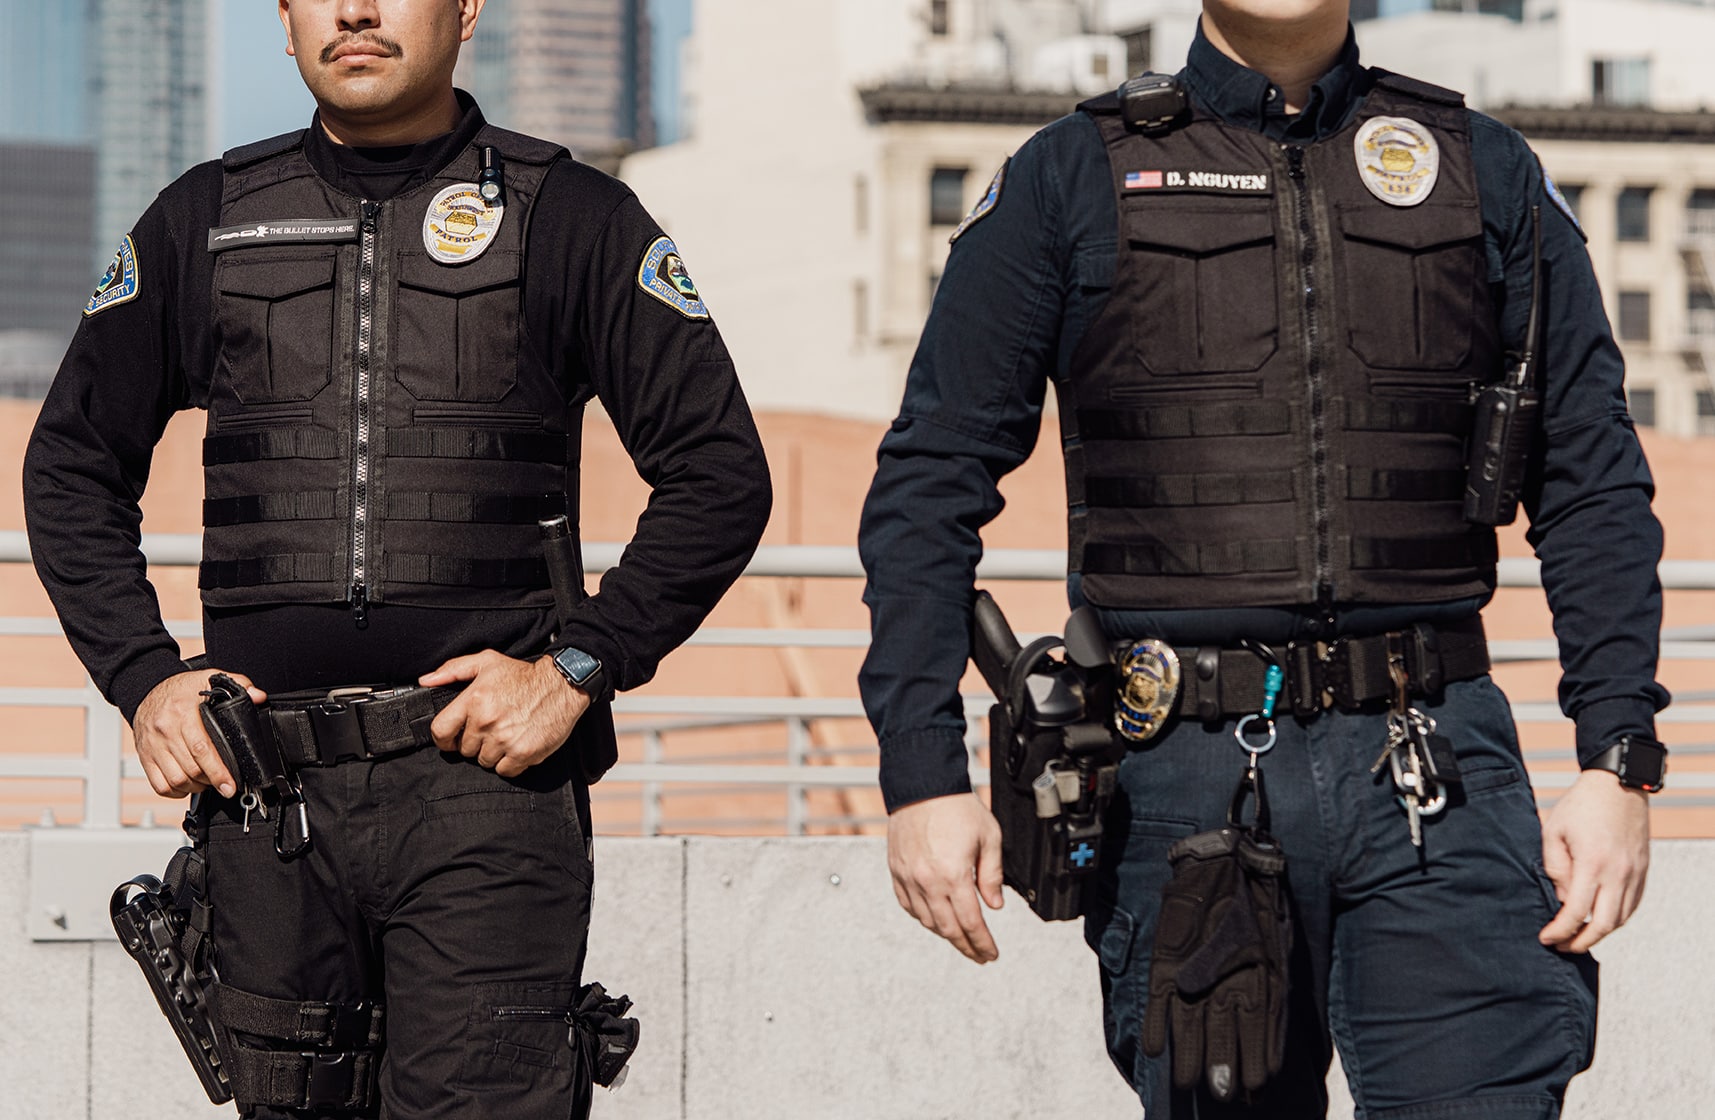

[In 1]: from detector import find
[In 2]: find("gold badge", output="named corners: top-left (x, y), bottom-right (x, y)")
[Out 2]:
top-left (1114, 639), bottom-right (1181, 743)
top-left (422, 183), bottom-right (503, 264)
top-left (1354, 116), bottom-right (1440, 207)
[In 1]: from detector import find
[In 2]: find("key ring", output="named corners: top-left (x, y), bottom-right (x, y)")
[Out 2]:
top-left (1235, 713), bottom-right (1277, 755)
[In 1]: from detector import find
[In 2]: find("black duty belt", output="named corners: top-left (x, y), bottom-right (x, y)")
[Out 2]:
top-left (1166, 616), bottom-right (1489, 722)
top-left (257, 685), bottom-right (463, 768)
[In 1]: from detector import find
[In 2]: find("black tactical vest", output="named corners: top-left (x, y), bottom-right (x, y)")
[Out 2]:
top-left (1064, 73), bottom-right (1503, 612)
top-left (201, 125), bottom-right (573, 613)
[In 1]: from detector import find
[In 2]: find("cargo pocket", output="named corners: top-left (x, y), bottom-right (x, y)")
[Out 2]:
top-left (452, 982), bottom-right (580, 1105)
top-left (394, 248), bottom-right (522, 402)
top-left (1123, 205), bottom-right (1278, 377)
top-left (213, 249), bottom-right (337, 403)
top-left (1337, 201), bottom-right (1483, 375)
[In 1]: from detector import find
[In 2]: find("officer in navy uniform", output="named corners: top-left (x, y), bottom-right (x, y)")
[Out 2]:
top-left (860, 1), bottom-right (1666, 1115)
top-left (25, 1), bottom-right (770, 1116)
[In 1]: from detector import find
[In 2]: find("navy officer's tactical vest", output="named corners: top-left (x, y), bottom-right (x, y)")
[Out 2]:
top-left (201, 125), bottom-right (573, 612)
top-left (1064, 73), bottom-right (1504, 611)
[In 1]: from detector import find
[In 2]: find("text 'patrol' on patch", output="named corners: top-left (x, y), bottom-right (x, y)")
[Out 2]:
top-left (637, 236), bottom-right (709, 320)
top-left (207, 219), bottom-right (360, 252)
top-left (423, 183), bottom-right (504, 264)
top-left (1123, 169), bottom-right (1270, 194)
top-left (1354, 116), bottom-right (1439, 207)
top-left (84, 235), bottom-right (139, 317)
top-left (950, 160), bottom-right (1008, 244)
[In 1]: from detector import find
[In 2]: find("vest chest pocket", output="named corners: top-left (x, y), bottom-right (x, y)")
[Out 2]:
top-left (393, 249), bottom-right (521, 403)
top-left (1337, 201), bottom-right (1483, 374)
top-left (1122, 206), bottom-right (1278, 376)
top-left (212, 250), bottom-right (337, 403)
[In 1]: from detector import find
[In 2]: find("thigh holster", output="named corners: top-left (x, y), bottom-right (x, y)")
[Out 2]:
top-left (210, 984), bottom-right (384, 1113)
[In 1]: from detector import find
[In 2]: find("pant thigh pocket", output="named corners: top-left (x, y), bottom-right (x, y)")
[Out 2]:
top-left (452, 982), bottom-right (580, 1103)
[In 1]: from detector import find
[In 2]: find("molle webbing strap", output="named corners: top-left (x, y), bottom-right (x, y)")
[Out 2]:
top-left (221, 1047), bottom-right (378, 1112)
top-left (385, 428), bottom-right (567, 463)
top-left (1086, 472), bottom-right (1295, 509)
top-left (199, 554), bottom-right (340, 589)
top-left (1076, 401), bottom-right (1292, 441)
top-left (1351, 534), bottom-right (1498, 571)
top-left (203, 429), bottom-right (340, 465)
top-left (1345, 469), bottom-right (1466, 502)
top-left (382, 553), bottom-right (549, 588)
top-left (1083, 539), bottom-right (1297, 577)
top-left (203, 493), bottom-right (338, 526)
top-left (212, 984), bottom-right (383, 1049)
top-left (1344, 398), bottom-right (1471, 434)
top-left (384, 491), bottom-right (565, 523)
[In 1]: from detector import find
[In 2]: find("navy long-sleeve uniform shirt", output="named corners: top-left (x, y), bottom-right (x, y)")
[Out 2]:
top-left (859, 30), bottom-right (1668, 813)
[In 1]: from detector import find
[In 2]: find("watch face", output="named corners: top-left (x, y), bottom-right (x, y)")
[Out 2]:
top-left (553, 647), bottom-right (601, 686)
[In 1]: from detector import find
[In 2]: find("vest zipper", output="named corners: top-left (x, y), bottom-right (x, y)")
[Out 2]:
top-left (1285, 145), bottom-right (1334, 617)
top-left (350, 200), bottom-right (380, 630)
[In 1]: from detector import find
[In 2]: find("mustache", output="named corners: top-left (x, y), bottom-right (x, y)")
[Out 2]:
top-left (319, 32), bottom-right (404, 64)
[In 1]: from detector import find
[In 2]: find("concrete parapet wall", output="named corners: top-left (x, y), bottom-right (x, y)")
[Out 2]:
top-left (2, 833), bottom-right (1709, 1118)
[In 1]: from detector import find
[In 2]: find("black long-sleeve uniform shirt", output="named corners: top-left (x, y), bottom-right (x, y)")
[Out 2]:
top-left (859, 30), bottom-right (1669, 812)
top-left (25, 97), bottom-right (772, 721)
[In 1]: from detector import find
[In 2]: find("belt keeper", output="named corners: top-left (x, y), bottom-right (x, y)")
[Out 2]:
top-left (1410, 623), bottom-right (1444, 695)
top-left (1322, 639), bottom-right (1357, 710)
top-left (1195, 648), bottom-right (1221, 723)
top-left (303, 1051), bottom-right (357, 1109)
top-left (1286, 641), bottom-right (1323, 718)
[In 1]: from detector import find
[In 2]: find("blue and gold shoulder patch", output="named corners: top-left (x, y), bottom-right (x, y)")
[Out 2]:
top-left (950, 159), bottom-right (1008, 245)
top-left (84, 235), bottom-right (140, 317)
top-left (638, 236), bottom-right (709, 320)
top-left (1541, 163), bottom-right (1586, 242)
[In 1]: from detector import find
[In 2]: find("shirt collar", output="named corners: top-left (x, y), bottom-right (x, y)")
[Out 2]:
top-left (1181, 21), bottom-right (1367, 143)
top-left (304, 89), bottom-right (488, 201)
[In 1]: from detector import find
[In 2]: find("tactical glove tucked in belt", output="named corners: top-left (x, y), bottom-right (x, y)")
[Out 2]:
top-left (1140, 826), bottom-right (1292, 1103)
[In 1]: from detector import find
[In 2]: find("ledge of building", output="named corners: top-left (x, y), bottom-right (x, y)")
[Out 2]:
top-left (858, 84), bottom-right (1082, 126)
top-left (1491, 103), bottom-right (1715, 143)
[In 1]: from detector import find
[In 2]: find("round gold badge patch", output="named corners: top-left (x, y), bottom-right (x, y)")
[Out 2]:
top-left (1353, 116), bottom-right (1440, 207)
top-left (422, 183), bottom-right (503, 264)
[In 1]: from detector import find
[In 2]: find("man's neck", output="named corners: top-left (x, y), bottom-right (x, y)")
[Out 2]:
top-left (315, 89), bottom-right (463, 148)
top-left (1199, 12), bottom-right (1347, 113)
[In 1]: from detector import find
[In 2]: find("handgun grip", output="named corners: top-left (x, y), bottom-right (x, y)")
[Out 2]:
top-left (971, 590), bottom-right (1023, 699)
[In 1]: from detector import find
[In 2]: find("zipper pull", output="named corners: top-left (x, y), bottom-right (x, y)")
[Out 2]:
top-left (350, 583), bottom-right (369, 630)
top-left (360, 200), bottom-right (379, 232)
top-left (1286, 145), bottom-right (1306, 179)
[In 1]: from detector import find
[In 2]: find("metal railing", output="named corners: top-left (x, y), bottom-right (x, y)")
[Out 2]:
top-left (3, 530), bottom-right (1714, 835)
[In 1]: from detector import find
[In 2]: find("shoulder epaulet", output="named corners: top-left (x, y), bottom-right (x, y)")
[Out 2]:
top-left (474, 124), bottom-right (568, 167)
top-left (1078, 91), bottom-right (1122, 116)
top-left (1371, 70), bottom-right (1466, 108)
top-left (221, 130), bottom-right (306, 171)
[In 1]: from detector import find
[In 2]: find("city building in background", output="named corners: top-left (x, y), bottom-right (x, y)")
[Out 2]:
top-left (87, 0), bottom-right (211, 274)
top-left (0, 143), bottom-right (97, 397)
top-left (456, 0), bottom-right (654, 164)
top-left (0, 0), bottom-right (89, 145)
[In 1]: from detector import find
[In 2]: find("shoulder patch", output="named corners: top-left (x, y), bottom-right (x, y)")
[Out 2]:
top-left (638, 236), bottom-right (709, 320)
top-left (950, 160), bottom-right (1008, 245)
top-left (84, 236), bottom-right (140, 317)
top-left (1540, 163), bottom-right (1586, 242)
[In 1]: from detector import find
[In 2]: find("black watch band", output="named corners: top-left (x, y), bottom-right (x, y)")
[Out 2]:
top-left (1582, 735), bottom-right (1667, 793)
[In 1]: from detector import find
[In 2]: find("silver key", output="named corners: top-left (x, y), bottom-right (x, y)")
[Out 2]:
top-left (1405, 791), bottom-right (1423, 847)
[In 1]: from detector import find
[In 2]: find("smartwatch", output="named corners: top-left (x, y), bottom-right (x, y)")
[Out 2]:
top-left (1582, 734), bottom-right (1667, 793)
top-left (546, 646), bottom-right (609, 704)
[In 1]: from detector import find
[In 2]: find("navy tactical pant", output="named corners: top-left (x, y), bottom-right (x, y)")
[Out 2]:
top-left (202, 739), bottom-right (593, 1119)
top-left (1086, 676), bottom-right (1599, 1119)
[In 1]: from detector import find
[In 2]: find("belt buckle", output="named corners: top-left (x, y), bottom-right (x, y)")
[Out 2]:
top-left (302, 1050), bottom-right (357, 1109)
top-left (1319, 638), bottom-right (1355, 710)
top-left (308, 687), bottom-right (375, 765)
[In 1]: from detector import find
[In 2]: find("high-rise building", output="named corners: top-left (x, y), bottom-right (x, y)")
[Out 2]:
top-left (0, 141), bottom-right (96, 397)
top-left (0, 1), bottom-right (89, 143)
top-left (457, 0), bottom-right (654, 161)
top-left (87, 0), bottom-right (211, 270)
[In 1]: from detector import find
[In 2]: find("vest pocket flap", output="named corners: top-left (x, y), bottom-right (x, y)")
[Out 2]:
top-left (215, 251), bottom-right (336, 299)
top-left (397, 248), bottom-right (521, 295)
top-left (1124, 207), bottom-right (1273, 255)
top-left (1337, 201), bottom-right (1481, 251)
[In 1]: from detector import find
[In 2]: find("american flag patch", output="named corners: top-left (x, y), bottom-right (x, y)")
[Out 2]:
top-left (1125, 170), bottom-right (1164, 190)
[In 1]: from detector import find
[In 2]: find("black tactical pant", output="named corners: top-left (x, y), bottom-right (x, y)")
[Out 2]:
top-left (203, 739), bottom-right (593, 1119)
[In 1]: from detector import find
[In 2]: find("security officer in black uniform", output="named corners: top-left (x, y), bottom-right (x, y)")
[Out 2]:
top-left (24, 1), bottom-right (770, 1116)
top-left (860, 1), bottom-right (1666, 1115)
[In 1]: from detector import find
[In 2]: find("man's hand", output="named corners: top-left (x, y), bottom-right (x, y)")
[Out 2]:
top-left (1538, 768), bottom-right (1651, 953)
top-left (419, 651), bottom-right (588, 778)
top-left (132, 670), bottom-right (263, 799)
top-left (887, 792), bottom-right (1005, 964)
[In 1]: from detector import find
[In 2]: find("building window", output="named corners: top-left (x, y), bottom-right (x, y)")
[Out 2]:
top-left (1698, 390), bottom-right (1715, 435)
top-left (1617, 187), bottom-right (1653, 242)
top-left (1592, 58), bottom-right (1651, 107)
top-left (930, 166), bottom-right (968, 227)
top-left (1618, 290), bottom-right (1651, 342)
top-left (929, 0), bottom-right (949, 36)
top-left (1689, 188), bottom-right (1715, 238)
top-left (1121, 27), bottom-right (1152, 76)
top-left (854, 175), bottom-right (869, 236)
top-left (854, 280), bottom-right (868, 341)
top-left (1628, 387), bottom-right (1656, 428)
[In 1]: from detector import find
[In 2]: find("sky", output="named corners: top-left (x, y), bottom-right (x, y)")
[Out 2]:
top-left (220, 0), bottom-right (693, 150)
